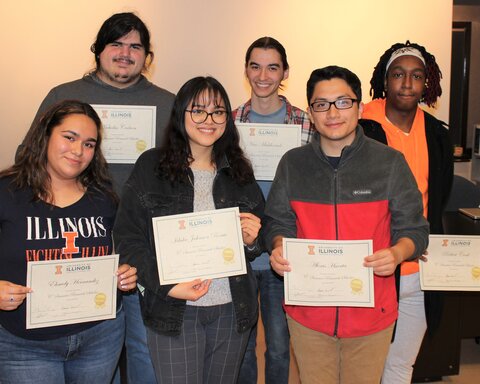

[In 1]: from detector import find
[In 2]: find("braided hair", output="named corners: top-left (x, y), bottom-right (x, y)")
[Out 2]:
top-left (369, 40), bottom-right (442, 107)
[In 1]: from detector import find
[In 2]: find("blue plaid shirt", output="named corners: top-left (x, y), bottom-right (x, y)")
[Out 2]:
top-left (233, 95), bottom-right (314, 145)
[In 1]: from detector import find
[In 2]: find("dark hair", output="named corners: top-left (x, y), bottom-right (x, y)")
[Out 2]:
top-left (158, 76), bottom-right (254, 185)
top-left (90, 12), bottom-right (153, 70)
top-left (307, 66), bottom-right (362, 104)
top-left (1, 100), bottom-right (116, 203)
top-left (369, 40), bottom-right (442, 107)
top-left (245, 36), bottom-right (289, 70)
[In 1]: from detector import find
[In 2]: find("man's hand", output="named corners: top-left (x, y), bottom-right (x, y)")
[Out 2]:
top-left (364, 237), bottom-right (416, 276)
top-left (269, 236), bottom-right (290, 276)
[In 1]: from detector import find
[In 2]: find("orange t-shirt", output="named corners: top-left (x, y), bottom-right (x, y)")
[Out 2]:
top-left (363, 99), bottom-right (429, 275)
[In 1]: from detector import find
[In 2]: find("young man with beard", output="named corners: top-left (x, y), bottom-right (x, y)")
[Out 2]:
top-left (30, 12), bottom-right (175, 195)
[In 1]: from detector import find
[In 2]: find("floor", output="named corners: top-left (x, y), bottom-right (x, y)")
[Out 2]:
top-left (255, 322), bottom-right (480, 384)
top-left (430, 338), bottom-right (480, 384)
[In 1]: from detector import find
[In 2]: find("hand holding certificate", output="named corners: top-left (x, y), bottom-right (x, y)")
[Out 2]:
top-left (152, 207), bottom-right (247, 285)
top-left (283, 239), bottom-right (374, 307)
top-left (420, 235), bottom-right (480, 291)
top-left (26, 255), bottom-right (119, 329)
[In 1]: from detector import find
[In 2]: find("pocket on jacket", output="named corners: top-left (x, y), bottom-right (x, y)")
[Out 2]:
top-left (141, 193), bottom-right (179, 216)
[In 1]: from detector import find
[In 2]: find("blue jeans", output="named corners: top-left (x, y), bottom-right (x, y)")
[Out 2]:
top-left (123, 290), bottom-right (157, 383)
top-left (0, 309), bottom-right (125, 384)
top-left (237, 269), bottom-right (290, 384)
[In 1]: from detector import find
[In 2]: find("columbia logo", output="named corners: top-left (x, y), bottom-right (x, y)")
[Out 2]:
top-left (353, 189), bottom-right (372, 196)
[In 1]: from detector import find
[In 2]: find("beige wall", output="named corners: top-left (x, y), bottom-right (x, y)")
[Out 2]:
top-left (1, 0), bottom-right (453, 168)
top-left (454, 5), bottom-right (480, 148)
top-left (453, 4), bottom-right (480, 181)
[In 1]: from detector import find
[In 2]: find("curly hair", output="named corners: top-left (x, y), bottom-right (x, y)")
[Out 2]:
top-left (157, 76), bottom-right (254, 185)
top-left (0, 100), bottom-right (116, 203)
top-left (369, 40), bottom-right (442, 107)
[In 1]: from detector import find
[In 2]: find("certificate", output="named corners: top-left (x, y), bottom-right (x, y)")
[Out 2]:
top-left (420, 235), bottom-right (480, 291)
top-left (26, 255), bottom-right (119, 329)
top-left (92, 104), bottom-right (156, 163)
top-left (236, 123), bottom-right (301, 181)
top-left (283, 239), bottom-right (374, 307)
top-left (152, 207), bottom-right (247, 285)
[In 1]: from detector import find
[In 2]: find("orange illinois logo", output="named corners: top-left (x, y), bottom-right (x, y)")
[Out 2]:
top-left (178, 220), bottom-right (186, 230)
top-left (101, 110), bottom-right (108, 119)
top-left (249, 128), bottom-right (256, 136)
top-left (62, 232), bottom-right (79, 254)
top-left (308, 245), bottom-right (315, 255)
top-left (442, 239), bottom-right (449, 247)
top-left (55, 265), bottom-right (63, 275)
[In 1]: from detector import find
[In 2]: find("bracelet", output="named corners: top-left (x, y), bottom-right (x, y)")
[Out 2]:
top-left (244, 241), bottom-right (258, 251)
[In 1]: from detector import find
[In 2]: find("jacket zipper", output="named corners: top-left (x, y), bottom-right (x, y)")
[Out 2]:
top-left (333, 167), bottom-right (340, 337)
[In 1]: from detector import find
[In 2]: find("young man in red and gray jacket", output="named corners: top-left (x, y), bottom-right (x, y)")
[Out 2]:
top-left (264, 65), bottom-right (429, 384)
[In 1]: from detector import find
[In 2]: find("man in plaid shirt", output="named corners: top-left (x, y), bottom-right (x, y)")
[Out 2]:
top-left (234, 97), bottom-right (312, 145)
top-left (233, 36), bottom-right (314, 384)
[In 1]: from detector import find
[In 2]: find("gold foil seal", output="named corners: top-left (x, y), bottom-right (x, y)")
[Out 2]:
top-left (223, 248), bottom-right (235, 263)
top-left (94, 292), bottom-right (107, 308)
top-left (471, 266), bottom-right (480, 280)
top-left (136, 140), bottom-right (147, 153)
top-left (350, 279), bottom-right (363, 294)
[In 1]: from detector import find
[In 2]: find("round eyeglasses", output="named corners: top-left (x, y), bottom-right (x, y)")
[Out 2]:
top-left (185, 108), bottom-right (228, 124)
top-left (310, 98), bottom-right (358, 112)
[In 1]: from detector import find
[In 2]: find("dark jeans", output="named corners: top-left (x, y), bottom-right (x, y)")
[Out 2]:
top-left (123, 290), bottom-right (157, 383)
top-left (237, 269), bottom-right (290, 384)
top-left (112, 290), bottom-right (157, 384)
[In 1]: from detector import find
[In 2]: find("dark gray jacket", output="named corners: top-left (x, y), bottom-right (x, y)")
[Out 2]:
top-left (29, 74), bottom-right (175, 194)
top-left (113, 148), bottom-right (264, 336)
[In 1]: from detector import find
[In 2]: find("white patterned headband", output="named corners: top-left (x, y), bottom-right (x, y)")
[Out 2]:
top-left (385, 47), bottom-right (426, 74)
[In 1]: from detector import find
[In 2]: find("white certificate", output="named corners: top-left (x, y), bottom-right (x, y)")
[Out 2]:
top-left (236, 123), bottom-right (301, 181)
top-left (26, 255), bottom-right (119, 329)
top-left (92, 104), bottom-right (156, 164)
top-left (152, 207), bottom-right (247, 285)
top-left (420, 235), bottom-right (480, 291)
top-left (283, 239), bottom-right (374, 307)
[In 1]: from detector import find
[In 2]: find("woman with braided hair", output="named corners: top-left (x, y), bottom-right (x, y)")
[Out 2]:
top-left (361, 41), bottom-right (453, 383)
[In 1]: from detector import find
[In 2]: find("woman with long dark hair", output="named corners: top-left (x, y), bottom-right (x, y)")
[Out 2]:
top-left (0, 100), bottom-right (137, 383)
top-left (114, 76), bottom-right (264, 383)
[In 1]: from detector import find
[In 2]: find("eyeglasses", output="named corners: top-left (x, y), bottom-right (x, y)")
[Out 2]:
top-left (185, 108), bottom-right (228, 124)
top-left (309, 98), bottom-right (358, 113)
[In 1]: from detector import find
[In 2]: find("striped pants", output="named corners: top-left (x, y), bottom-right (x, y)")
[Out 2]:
top-left (147, 302), bottom-right (250, 384)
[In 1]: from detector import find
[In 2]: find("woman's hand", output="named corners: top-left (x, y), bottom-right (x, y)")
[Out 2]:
top-left (240, 212), bottom-right (261, 246)
top-left (167, 279), bottom-right (211, 301)
top-left (0, 280), bottom-right (31, 311)
top-left (117, 264), bottom-right (138, 291)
